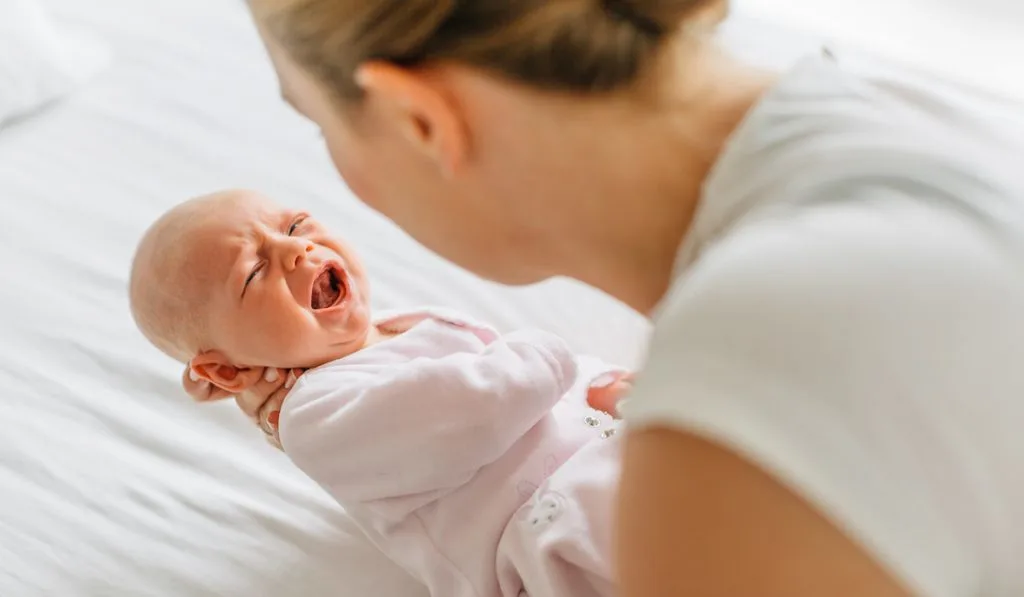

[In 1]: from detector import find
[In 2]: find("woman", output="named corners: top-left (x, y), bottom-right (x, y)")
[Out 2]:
top-left (187, 0), bottom-right (1024, 595)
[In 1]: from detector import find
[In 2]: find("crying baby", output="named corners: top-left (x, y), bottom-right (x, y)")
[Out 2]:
top-left (129, 189), bottom-right (631, 597)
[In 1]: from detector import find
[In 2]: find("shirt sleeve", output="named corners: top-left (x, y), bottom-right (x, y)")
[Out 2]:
top-left (279, 328), bottom-right (578, 515)
top-left (627, 201), bottom-right (1004, 597)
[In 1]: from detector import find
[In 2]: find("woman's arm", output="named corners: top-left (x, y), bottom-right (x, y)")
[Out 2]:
top-left (617, 427), bottom-right (911, 597)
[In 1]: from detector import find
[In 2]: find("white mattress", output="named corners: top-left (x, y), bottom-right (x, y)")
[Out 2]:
top-left (0, 1), bottom-right (1018, 595)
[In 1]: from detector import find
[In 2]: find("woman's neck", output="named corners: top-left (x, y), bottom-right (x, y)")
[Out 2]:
top-left (555, 50), bottom-right (776, 315)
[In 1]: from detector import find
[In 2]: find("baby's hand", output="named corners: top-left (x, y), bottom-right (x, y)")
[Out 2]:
top-left (255, 372), bottom-right (297, 450)
top-left (182, 365), bottom-right (303, 448)
top-left (181, 365), bottom-right (234, 402)
top-left (586, 371), bottom-right (633, 418)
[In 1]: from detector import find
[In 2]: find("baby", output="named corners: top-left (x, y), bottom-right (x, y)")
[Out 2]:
top-left (130, 189), bottom-right (630, 597)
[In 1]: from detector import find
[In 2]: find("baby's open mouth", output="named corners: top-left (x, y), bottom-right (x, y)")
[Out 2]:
top-left (311, 264), bottom-right (347, 310)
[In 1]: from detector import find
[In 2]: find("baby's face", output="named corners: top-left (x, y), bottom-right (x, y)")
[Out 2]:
top-left (181, 191), bottom-right (372, 370)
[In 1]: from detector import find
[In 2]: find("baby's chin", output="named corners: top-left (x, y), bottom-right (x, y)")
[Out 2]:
top-left (289, 325), bottom-right (376, 370)
top-left (238, 303), bottom-right (375, 371)
top-left (318, 339), bottom-right (368, 367)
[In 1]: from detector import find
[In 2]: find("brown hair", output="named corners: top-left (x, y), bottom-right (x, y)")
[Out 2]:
top-left (252, 0), bottom-right (722, 101)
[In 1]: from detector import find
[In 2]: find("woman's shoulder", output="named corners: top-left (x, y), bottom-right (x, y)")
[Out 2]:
top-left (662, 187), bottom-right (1024, 331)
top-left (651, 179), bottom-right (1024, 399)
top-left (681, 50), bottom-right (1024, 269)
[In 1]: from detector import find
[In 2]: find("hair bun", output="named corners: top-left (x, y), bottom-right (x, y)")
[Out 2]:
top-left (258, 0), bottom-right (720, 100)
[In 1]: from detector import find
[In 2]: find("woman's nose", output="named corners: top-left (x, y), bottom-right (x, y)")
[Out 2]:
top-left (274, 237), bottom-right (314, 271)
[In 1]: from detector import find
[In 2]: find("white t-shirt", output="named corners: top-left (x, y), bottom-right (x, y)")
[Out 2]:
top-left (627, 50), bottom-right (1024, 597)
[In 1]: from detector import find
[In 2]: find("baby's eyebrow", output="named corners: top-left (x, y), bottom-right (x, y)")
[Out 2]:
top-left (275, 210), bottom-right (296, 227)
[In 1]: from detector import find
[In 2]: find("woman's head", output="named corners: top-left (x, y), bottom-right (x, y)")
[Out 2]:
top-left (251, 0), bottom-right (734, 303)
top-left (253, 0), bottom-right (718, 99)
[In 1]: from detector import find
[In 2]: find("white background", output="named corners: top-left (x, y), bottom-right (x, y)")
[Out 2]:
top-left (735, 0), bottom-right (1024, 101)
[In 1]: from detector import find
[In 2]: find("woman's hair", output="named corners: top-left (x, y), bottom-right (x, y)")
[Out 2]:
top-left (253, 0), bottom-right (722, 101)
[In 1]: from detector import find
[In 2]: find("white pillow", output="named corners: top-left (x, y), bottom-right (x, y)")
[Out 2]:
top-left (0, 0), bottom-right (110, 126)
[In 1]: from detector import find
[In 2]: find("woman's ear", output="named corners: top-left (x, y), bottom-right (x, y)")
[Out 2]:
top-left (189, 351), bottom-right (262, 395)
top-left (355, 61), bottom-right (467, 178)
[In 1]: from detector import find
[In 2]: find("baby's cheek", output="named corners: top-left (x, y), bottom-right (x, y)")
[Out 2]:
top-left (259, 312), bottom-right (315, 363)
top-left (279, 334), bottom-right (319, 369)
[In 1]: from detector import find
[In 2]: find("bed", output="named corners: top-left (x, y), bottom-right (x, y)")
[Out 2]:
top-left (1, 0), bottom-right (1019, 595)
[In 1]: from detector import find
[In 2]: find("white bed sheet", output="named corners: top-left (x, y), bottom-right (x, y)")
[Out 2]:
top-left (0, 1), bottom-right (1018, 596)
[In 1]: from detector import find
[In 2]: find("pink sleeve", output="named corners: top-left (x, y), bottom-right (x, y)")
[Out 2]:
top-left (279, 330), bottom-right (578, 512)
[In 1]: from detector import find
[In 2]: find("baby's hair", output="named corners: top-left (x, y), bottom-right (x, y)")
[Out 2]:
top-left (252, 0), bottom-right (724, 102)
top-left (129, 199), bottom-right (214, 364)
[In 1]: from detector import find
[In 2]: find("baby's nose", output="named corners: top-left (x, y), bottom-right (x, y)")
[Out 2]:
top-left (281, 239), bottom-right (314, 270)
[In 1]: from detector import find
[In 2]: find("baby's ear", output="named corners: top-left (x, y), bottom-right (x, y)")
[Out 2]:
top-left (189, 351), bottom-right (262, 395)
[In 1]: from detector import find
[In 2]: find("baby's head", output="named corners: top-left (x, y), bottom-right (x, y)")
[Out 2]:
top-left (130, 189), bottom-right (373, 393)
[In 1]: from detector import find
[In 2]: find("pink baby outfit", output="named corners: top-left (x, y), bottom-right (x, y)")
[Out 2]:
top-left (279, 309), bottom-right (623, 597)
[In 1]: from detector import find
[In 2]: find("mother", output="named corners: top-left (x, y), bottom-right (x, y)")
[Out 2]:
top-left (191, 0), bottom-right (1024, 595)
